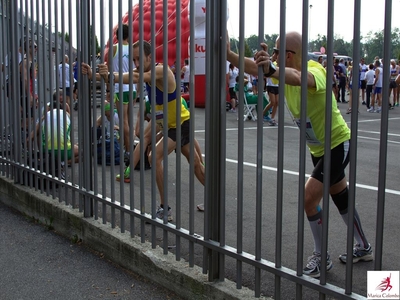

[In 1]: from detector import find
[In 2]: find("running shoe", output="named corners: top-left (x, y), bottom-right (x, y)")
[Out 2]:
top-left (303, 252), bottom-right (333, 278)
top-left (263, 115), bottom-right (272, 122)
top-left (156, 206), bottom-right (173, 222)
top-left (228, 108), bottom-right (237, 113)
top-left (339, 243), bottom-right (373, 264)
top-left (268, 119), bottom-right (278, 126)
top-left (196, 203), bottom-right (205, 211)
top-left (116, 166), bottom-right (131, 183)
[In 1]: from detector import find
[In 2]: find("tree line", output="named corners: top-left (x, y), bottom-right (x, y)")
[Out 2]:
top-left (230, 28), bottom-right (400, 63)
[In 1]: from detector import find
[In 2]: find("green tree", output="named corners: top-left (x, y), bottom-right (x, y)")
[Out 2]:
top-left (229, 37), bottom-right (239, 53)
top-left (245, 34), bottom-right (259, 53)
top-left (310, 34), bottom-right (327, 53)
top-left (333, 36), bottom-right (349, 56)
top-left (244, 42), bottom-right (253, 57)
top-left (263, 34), bottom-right (278, 54)
top-left (363, 30), bottom-right (384, 62)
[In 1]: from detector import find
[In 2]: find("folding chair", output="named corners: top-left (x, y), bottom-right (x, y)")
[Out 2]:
top-left (234, 77), bottom-right (258, 121)
top-left (242, 92), bottom-right (257, 121)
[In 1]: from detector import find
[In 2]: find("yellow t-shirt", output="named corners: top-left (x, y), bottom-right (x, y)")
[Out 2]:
top-left (285, 60), bottom-right (350, 157)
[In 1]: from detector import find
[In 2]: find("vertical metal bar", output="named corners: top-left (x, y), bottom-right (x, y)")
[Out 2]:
top-left (175, 0), bottom-right (182, 263)
top-left (20, 0), bottom-right (27, 184)
top-left (204, 0), bottom-right (227, 282)
top-left (205, 0), bottom-right (214, 279)
top-left (254, 0), bottom-right (266, 297)
top-left (115, 1), bottom-right (124, 207)
top-left (8, 0), bottom-right (14, 174)
top-left (126, 0), bottom-right (136, 239)
top-left (235, 0), bottom-right (245, 289)
top-left (148, 0), bottom-right (158, 249)
top-left (0, 0), bottom-right (6, 173)
top-left (106, 0), bottom-right (115, 226)
top-left (29, 0), bottom-right (35, 189)
top-left (375, 0), bottom-right (392, 271)
top-left (319, 0), bottom-right (334, 294)
top-left (116, 0), bottom-right (125, 234)
top-left (67, 0), bottom-right (75, 205)
top-left (219, 0), bottom-right (227, 283)
top-left (36, 0), bottom-right (44, 191)
top-left (81, 0), bottom-right (92, 218)
top-left (202, 0), bottom-right (210, 274)
top-left (133, 0), bottom-right (145, 242)
top-left (161, 0), bottom-right (169, 254)
top-left (13, 0), bottom-right (19, 179)
top-left (64, 0), bottom-right (70, 201)
top-left (50, 0), bottom-right (58, 197)
top-left (187, 0), bottom-right (196, 268)
top-left (45, 0), bottom-right (53, 196)
top-left (295, 0), bottom-right (308, 298)
top-left (102, 0), bottom-right (113, 224)
top-left (59, 0), bottom-right (66, 192)
top-left (90, 0), bottom-right (99, 218)
top-left (344, 0), bottom-right (363, 294)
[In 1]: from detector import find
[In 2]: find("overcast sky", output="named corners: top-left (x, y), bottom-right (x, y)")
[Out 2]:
top-left (23, 0), bottom-right (400, 45)
top-left (100, 0), bottom-right (400, 42)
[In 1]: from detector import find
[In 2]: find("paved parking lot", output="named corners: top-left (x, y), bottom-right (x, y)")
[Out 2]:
top-left (90, 96), bottom-right (399, 298)
top-left (21, 96), bottom-right (400, 299)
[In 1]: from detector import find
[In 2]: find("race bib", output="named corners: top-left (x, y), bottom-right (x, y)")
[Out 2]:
top-left (155, 110), bottom-right (164, 129)
top-left (294, 117), bottom-right (321, 145)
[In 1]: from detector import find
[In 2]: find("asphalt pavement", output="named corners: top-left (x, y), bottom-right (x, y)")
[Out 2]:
top-left (0, 201), bottom-right (183, 300)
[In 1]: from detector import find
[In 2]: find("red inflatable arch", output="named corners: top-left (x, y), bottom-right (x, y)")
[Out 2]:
top-left (105, 0), bottom-right (190, 66)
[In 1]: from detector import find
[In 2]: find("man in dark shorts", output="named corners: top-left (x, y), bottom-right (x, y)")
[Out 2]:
top-left (82, 41), bottom-right (205, 222)
top-left (227, 31), bottom-right (373, 279)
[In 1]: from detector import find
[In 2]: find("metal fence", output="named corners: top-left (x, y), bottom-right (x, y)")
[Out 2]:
top-left (0, 0), bottom-right (397, 299)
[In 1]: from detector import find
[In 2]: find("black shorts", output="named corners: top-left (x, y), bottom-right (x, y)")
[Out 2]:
top-left (168, 119), bottom-right (190, 147)
top-left (311, 140), bottom-right (350, 186)
top-left (389, 81), bottom-right (397, 89)
top-left (266, 86), bottom-right (279, 95)
top-left (360, 80), bottom-right (367, 89)
top-left (229, 87), bottom-right (237, 100)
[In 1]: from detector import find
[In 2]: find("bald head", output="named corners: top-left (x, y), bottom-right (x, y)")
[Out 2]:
top-left (275, 31), bottom-right (302, 68)
top-left (286, 32), bottom-right (302, 55)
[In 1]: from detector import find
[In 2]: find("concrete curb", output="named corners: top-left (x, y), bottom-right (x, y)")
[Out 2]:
top-left (0, 177), bottom-right (269, 300)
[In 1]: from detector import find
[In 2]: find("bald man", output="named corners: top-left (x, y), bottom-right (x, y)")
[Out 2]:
top-left (227, 31), bottom-right (372, 278)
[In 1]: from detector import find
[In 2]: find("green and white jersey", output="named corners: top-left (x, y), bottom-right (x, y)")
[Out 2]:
top-left (42, 109), bottom-right (72, 151)
top-left (285, 60), bottom-right (350, 157)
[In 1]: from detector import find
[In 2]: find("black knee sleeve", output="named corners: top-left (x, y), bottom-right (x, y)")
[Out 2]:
top-left (331, 187), bottom-right (349, 214)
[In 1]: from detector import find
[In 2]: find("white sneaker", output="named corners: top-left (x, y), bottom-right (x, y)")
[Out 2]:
top-left (303, 252), bottom-right (333, 278)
